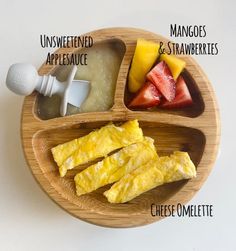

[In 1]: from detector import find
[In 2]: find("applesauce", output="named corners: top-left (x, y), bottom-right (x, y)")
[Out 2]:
top-left (37, 40), bottom-right (125, 119)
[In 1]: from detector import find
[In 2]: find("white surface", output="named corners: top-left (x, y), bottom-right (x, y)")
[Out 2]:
top-left (0, 0), bottom-right (235, 250)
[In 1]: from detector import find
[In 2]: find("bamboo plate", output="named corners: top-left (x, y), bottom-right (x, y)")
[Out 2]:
top-left (21, 28), bottom-right (220, 228)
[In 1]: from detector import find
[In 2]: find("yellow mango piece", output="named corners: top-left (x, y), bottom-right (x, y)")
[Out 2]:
top-left (128, 39), bottom-right (160, 93)
top-left (160, 54), bottom-right (186, 80)
top-left (51, 120), bottom-right (143, 177)
top-left (74, 137), bottom-right (158, 196)
top-left (104, 151), bottom-right (196, 203)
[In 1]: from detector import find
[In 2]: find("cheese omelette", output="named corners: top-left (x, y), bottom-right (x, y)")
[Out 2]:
top-left (74, 137), bottom-right (158, 196)
top-left (51, 120), bottom-right (143, 177)
top-left (104, 151), bottom-right (196, 203)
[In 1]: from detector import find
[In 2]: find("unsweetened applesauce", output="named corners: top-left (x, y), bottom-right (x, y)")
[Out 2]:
top-left (37, 40), bottom-right (125, 119)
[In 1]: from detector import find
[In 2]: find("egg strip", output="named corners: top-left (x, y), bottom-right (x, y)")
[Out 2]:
top-left (51, 120), bottom-right (143, 177)
top-left (104, 151), bottom-right (196, 203)
top-left (74, 137), bottom-right (158, 196)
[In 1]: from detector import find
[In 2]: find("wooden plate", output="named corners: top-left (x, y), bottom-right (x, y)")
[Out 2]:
top-left (21, 28), bottom-right (220, 228)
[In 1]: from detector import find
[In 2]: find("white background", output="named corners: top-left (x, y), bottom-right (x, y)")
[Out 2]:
top-left (0, 0), bottom-right (235, 250)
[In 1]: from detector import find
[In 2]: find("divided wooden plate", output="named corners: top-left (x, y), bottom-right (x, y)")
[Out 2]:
top-left (21, 28), bottom-right (220, 228)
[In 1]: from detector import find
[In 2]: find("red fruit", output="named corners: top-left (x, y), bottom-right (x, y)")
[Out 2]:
top-left (128, 81), bottom-right (161, 109)
top-left (147, 61), bottom-right (176, 101)
top-left (161, 76), bottom-right (193, 108)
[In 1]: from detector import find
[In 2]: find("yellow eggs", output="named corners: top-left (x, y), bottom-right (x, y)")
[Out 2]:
top-left (51, 119), bottom-right (196, 204)
top-left (104, 159), bottom-right (163, 203)
top-left (51, 120), bottom-right (143, 177)
top-left (104, 151), bottom-right (196, 203)
top-left (74, 137), bottom-right (158, 196)
top-left (157, 151), bottom-right (197, 183)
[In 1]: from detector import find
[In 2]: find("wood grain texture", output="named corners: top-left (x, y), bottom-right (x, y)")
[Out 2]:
top-left (21, 28), bottom-right (220, 228)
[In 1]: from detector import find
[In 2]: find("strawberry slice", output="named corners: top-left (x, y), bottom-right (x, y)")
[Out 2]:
top-left (161, 76), bottom-right (193, 108)
top-left (147, 61), bottom-right (176, 101)
top-left (128, 81), bottom-right (162, 109)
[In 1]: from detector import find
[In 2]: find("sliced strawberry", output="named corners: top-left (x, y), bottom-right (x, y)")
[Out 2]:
top-left (128, 81), bottom-right (162, 109)
top-left (161, 76), bottom-right (193, 108)
top-left (147, 61), bottom-right (176, 102)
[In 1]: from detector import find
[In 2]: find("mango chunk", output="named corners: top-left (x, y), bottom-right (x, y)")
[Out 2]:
top-left (128, 39), bottom-right (160, 93)
top-left (160, 54), bottom-right (186, 80)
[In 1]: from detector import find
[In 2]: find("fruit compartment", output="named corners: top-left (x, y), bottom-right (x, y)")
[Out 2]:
top-left (124, 70), bottom-right (205, 118)
top-left (32, 120), bottom-right (206, 213)
top-left (123, 52), bottom-right (205, 118)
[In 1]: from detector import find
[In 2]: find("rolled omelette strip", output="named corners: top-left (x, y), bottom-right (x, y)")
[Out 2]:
top-left (104, 151), bottom-right (196, 203)
top-left (157, 151), bottom-right (197, 183)
top-left (51, 120), bottom-right (143, 177)
top-left (74, 137), bottom-right (158, 196)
